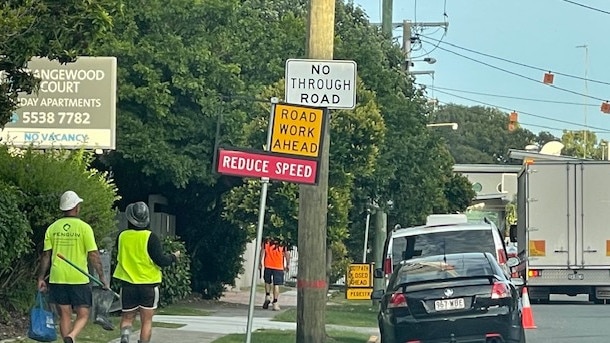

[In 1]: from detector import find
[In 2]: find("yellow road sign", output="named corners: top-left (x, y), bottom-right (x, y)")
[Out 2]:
top-left (346, 287), bottom-right (373, 300)
top-left (270, 104), bottom-right (326, 158)
top-left (347, 263), bottom-right (372, 288)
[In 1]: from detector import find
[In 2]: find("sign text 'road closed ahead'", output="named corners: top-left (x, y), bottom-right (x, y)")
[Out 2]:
top-left (285, 59), bottom-right (357, 109)
top-left (216, 148), bottom-right (319, 185)
top-left (270, 104), bottom-right (326, 158)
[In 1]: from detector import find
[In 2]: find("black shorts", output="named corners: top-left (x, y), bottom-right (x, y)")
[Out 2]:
top-left (263, 268), bottom-right (285, 285)
top-left (49, 284), bottom-right (92, 308)
top-left (120, 284), bottom-right (160, 312)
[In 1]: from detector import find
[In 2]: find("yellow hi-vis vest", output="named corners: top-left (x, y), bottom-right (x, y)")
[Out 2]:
top-left (113, 229), bottom-right (162, 284)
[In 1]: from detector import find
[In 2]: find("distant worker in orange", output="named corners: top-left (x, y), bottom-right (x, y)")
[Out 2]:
top-left (259, 237), bottom-right (290, 311)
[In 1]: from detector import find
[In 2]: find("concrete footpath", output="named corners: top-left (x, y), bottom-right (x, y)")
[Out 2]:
top-left (109, 288), bottom-right (379, 343)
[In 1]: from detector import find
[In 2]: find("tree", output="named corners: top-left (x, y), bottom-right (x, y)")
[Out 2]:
top-left (561, 130), bottom-right (601, 159)
top-left (89, 0), bottom-right (475, 298)
top-left (430, 104), bottom-right (550, 164)
top-left (0, 0), bottom-right (118, 127)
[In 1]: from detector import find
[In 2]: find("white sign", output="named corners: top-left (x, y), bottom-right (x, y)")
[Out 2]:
top-left (1, 57), bottom-right (117, 150)
top-left (285, 59), bottom-right (357, 109)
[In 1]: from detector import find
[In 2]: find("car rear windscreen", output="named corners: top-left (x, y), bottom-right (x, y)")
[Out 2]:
top-left (394, 257), bottom-right (493, 285)
top-left (392, 229), bottom-right (495, 266)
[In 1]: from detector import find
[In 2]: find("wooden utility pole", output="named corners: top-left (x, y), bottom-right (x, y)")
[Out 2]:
top-left (297, 0), bottom-right (335, 342)
top-left (382, 0), bottom-right (393, 37)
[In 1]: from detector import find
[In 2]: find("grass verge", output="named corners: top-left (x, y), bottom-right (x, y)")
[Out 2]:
top-left (211, 329), bottom-right (371, 343)
top-left (273, 292), bottom-right (378, 328)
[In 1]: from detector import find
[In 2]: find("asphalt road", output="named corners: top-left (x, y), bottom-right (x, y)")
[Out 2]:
top-left (525, 294), bottom-right (610, 342)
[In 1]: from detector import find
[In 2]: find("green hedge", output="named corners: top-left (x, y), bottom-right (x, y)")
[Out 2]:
top-left (0, 146), bottom-right (119, 315)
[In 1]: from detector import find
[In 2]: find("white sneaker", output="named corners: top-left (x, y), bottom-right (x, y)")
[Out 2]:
top-left (272, 302), bottom-right (280, 311)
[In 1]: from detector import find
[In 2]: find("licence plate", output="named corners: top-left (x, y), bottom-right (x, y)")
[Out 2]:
top-left (434, 298), bottom-right (465, 311)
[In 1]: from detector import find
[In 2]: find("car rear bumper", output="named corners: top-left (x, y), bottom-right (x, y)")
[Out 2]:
top-left (381, 310), bottom-right (521, 343)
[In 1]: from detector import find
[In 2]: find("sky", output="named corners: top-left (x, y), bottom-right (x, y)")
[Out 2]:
top-left (351, 0), bottom-right (610, 143)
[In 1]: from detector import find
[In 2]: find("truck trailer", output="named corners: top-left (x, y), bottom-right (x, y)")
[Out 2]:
top-left (516, 160), bottom-right (610, 303)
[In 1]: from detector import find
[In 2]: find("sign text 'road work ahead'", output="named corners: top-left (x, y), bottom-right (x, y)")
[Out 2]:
top-left (270, 104), bottom-right (326, 158)
top-left (285, 59), bottom-right (357, 109)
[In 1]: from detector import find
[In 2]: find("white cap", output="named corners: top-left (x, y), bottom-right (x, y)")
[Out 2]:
top-left (59, 191), bottom-right (83, 211)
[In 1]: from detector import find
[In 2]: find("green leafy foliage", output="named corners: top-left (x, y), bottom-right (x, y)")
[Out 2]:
top-left (92, 0), bottom-right (246, 188)
top-left (159, 237), bottom-right (192, 307)
top-left (0, 145), bottom-right (119, 315)
top-left (429, 104), bottom-right (543, 164)
top-left (86, 0), bottom-right (476, 299)
top-left (0, 0), bottom-right (119, 126)
top-left (560, 130), bottom-right (605, 159)
top-left (0, 181), bottom-right (34, 317)
top-left (0, 182), bottom-right (31, 269)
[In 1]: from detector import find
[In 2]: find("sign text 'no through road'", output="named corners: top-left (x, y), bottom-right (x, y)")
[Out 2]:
top-left (285, 59), bottom-right (357, 109)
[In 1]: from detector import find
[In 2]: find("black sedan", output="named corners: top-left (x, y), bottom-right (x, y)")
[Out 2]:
top-left (371, 252), bottom-right (524, 343)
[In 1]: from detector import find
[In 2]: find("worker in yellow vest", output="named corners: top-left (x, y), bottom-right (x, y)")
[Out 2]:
top-left (113, 201), bottom-right (180, 343)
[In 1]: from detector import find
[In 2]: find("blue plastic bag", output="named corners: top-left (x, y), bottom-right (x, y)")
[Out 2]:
top-left (27, 291), bottom-right (57, 342)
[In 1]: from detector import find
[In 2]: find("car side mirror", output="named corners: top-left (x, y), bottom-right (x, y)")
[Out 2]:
top-left (371, 289), bottom-right (384, 300)
top-left (510, 277), bottom-right (524, 287)
top-left (373, 268), bottom-right (384, 279)
top-left (507, 257), bottom-right (520, 268)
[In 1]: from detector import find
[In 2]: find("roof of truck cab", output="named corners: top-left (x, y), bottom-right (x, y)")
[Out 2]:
top-left (391, 222), bottom-right (494, 237)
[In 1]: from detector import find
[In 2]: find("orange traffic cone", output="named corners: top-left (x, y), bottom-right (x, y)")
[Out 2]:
top-left (521, 287), bottom-right (537, 329)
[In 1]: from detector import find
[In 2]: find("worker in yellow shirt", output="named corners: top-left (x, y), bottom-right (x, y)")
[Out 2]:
top-left (37, 191), bottom-right (108, 343)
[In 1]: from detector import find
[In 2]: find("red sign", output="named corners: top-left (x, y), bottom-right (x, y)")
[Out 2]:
top-left (217, 148), bottom-right (318, 184)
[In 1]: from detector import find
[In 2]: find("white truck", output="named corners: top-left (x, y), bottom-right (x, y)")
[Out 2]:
top-left (515, 160), bottom-right (610, 303)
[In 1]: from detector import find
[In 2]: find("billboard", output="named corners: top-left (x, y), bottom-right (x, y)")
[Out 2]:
top-left (1, 57), bottom-right (117, 150)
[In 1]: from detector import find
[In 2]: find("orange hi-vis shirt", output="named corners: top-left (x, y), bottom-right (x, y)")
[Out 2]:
top-left (263, 242), bottom-right (286, 270)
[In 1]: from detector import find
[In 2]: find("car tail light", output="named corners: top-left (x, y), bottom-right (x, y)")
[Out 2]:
top-left (528, 269), bottom-right (540, 277)
top-left (497, 248), bottom-right (507, 264)
top-left (491, 282), bottom-right (511, 299)
top-left (383, 258), bottom-right (392, 275)
top-left (407, 340), bottom-right (422, 343)
top-left (388, 292), bottom-right (408, 308)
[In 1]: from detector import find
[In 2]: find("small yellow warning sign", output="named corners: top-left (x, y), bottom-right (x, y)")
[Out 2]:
top-left (346, 263), bottom-right (372, 288)
top-left (346, 288), bottom-right (373, 300)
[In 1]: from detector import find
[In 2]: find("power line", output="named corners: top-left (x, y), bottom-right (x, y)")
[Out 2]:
top-left (434, 99), bottom-right (608, 135)
top-left (420, 84), bottom-right (599, 107)
top-left (561, 0), bottom-right (610, 15)
top-left (418, 38), bottom-right (609, 103)
top-left (420, 35), bottom-right (610, 86)
top-left (428, 87), bottom-right (610, 132)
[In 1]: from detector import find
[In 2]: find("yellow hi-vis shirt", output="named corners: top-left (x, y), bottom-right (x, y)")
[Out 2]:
top-left (113, 229), bottom-right (162, 284)
top-left (43, 217), bottom-right (98, 284)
